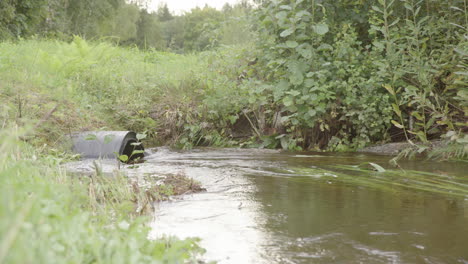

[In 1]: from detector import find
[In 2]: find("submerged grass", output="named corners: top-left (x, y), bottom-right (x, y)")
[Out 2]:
top-left (0, 127), bottom-right (206, 263)
top-left (290, 165), bottom-right (468, 198)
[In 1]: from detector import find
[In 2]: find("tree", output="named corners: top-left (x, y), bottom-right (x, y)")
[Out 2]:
top-left (0, 0), bottom-right (48, 39)
top-left (183, 6), bottom-right (224, 51)
top-left (137, 9), bottom-right (165, 49)
top-left (66, 0), bottom-right (124, 38)
top-left (157, 3), bottom-right (173, 22)
top-left (112, 4), bottom-right (140, 44)
top-left (161, 17), bottom-right (185, 52)
top-left (222, 3), bottom-right (233, 14)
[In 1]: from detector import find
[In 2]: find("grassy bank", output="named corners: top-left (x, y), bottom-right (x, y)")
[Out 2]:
top-left (0, 127), bottom-right (205, 263)
top-left (0, 38), bottom-right (256, 150)
top-left (0, 38), bottom-right (248, 263)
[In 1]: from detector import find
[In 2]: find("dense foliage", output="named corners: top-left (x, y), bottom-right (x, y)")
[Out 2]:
top-left (1, 0), bottom-right (467, 154)
top-left (249, 0), bottom-right (467, 150)
top-left (0, 0), bottom-right (254, 52)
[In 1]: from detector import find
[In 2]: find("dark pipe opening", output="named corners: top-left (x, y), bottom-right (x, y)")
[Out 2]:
top-left (121, 139), bottom-right (144, 161)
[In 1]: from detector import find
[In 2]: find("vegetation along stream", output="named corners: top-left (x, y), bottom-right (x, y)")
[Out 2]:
top-left (1, 0), bottom-right (466, 263)
top-left (66, 148), bottom-right (468, 263)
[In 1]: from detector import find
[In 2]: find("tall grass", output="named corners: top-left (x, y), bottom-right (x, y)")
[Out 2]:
top-left (0, 38), bottom-right (252, 148)
top-left (0, 39), bottom-right (218, 262)
top-left (0, 126), bottom-right (204, 263)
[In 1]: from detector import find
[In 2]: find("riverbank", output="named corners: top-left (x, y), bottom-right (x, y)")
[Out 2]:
top-left (359, 139), bottom-right (467, 162)
top-left (1, 39), bottom-right (466, 158)
top-left (0, 129), bottom-right (207, 263)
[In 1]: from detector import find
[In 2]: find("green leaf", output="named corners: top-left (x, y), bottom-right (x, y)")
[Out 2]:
top-left (383, 84), bottom-right (395, 96)
top-left (295, 10), bottom-right (311, 19)
top-left (287, 90), bottom-right (301, 96)
top-left (454, 71), bottom-right (468, 76)
top-left (119, 155), bottom-right (129, 162)
top-left (280, 137), bottom-right (289, 150)
top-left (456, 135), bottom-right (468, 144)
top-left (286, 41), bottom-right (299, 48)
top-left (371, 5), bottom-right (383, 13)
top-left (280, 116), bottom-right (291, 123)
top-left (450, 6), bottom-right (464, 12)
top-left (85, 134), bottom-right (97, 141)
top-left (411, 111), bottom-right (424, 121)
top-left (287, 61), bottom-right (307, 85)
top-left (408, 130), bottom-right (428, 142)
top-left (308, 109), bottom-right (316, 117)
top-left (389, 18), bottom-right (400, 27)
top-left (391, 104), bottom-right (401, 117)
top-left (136, 133), bottom-right (147, 140)
top-left (369, 162), bottom-right (386, 172)
top-left (131, 150), bottom-right (145, 155)
top-left (280, 28), bottom-right (295, 37)
top-left (274, 81), bottom-right (288, 100)
top-left (275, 134), bottom-right (286, 139)
top-left (290, 71), bottom-right (304, 85)
top-left (312, 23), bottom-right (329, 35)
top-left (275, 11), bottom-right (288, 20)
top-left (391, 120), bottom-right (404, 129)
top-left (103, 134), bottom-right (114, 144)
top-left (445, 131), bottom-right (457, 138)
top-left (417, 146), bottom-right (428, 153)
top-left (317, 43), bottom-right (333, 51)
top-left (228, 115), bottom-right (239, 125)
top-left (304, 79), bottom-right (314, 88)
top-left (283, 97), bottom-right (294, 107)
top-left (425, 117), bottom-right (435, 130)
top-left (297, 44), bottom-right (313, 59)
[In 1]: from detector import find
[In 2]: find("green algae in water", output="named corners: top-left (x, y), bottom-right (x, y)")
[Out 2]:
top-left (288, 165), bottom-right (468, 198)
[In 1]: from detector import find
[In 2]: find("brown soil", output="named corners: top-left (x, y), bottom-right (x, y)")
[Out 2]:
top-left (163, 173), bottom-right (206, 195)
top-left (358, 140), bottom-right (447, 155)
top-left (131, 172), bottom-right (206, 215)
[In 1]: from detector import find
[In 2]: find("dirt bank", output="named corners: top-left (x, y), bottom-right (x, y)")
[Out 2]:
top-left (358, 141), bottom-right (448, 155)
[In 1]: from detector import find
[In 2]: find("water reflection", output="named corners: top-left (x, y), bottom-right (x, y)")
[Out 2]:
top-left (146, 150), bottom-right (273, 263)
top-left (149, 193), bottom-right (268, 263)
top-left (250, 173), bottom-right (468, 263)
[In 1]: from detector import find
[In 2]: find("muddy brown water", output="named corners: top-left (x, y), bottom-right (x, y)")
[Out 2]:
top-left (65, 148), bottom-right (468, 264)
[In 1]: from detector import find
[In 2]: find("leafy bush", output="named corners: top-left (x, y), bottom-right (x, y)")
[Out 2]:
top-left (251, 0), bottom-right (467, 150)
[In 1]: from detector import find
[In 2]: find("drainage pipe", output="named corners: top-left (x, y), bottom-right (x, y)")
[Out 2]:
top-left (72, 131), bottom-right (144, 160)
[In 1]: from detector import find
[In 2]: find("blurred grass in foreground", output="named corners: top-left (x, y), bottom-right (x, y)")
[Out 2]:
top-left (0, 126), bottom-right (205, 264)
top-left (289, 164), bottom-right (468, 198)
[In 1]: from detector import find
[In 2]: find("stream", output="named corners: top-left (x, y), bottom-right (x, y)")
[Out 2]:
top-left (66, 147), bottom-right (468, 264)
